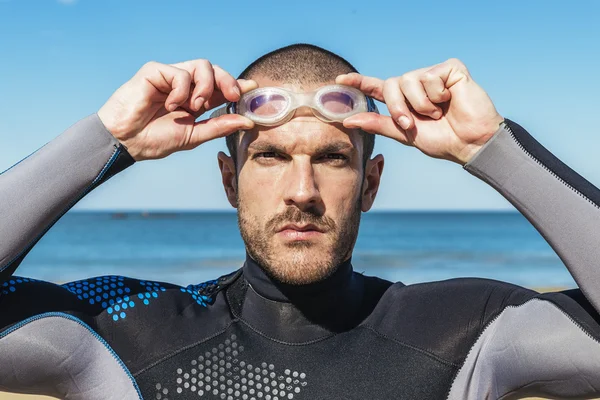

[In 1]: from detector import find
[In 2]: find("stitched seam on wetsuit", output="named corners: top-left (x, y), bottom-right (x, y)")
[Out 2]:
top-left (132, 320), bottom-right (236, 377)
top-left (444, 297), bottom-right (600, 399)
top-left (465, 122), bottom-right (600, 210)
top-left (493, 298), bottom-right (600, 400)
top-left (360, 324), bottom-right (459, 367)
top-left (506, 124), bottom-right (600, 209)
top-left (0, 311), bottom-right (143, 399)
top-left (0, 141), bottom-right (50, 177)
top-left (534, 294), bottom-right (600, 342)
top-left (233, 313), bottom-right (337, 346)
top-left (0, 145), bottom-right (121, 274)
top-left (226, 285), bottom-right (338, 346)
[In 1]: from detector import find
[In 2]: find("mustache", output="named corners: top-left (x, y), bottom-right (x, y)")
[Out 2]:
top-left (266, 208), bottom-right (336, 233)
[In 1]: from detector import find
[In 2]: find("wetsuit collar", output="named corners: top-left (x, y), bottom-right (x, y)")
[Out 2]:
top-left (242, 254), bottom-right (355, 303)
top-left (232, 254), bottom-right (366, 341)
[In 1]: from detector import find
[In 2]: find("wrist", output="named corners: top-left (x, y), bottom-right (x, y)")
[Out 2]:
top-left (455, 116), bottom-right (505, 165)
top-left (96, 109), bottom-right (141, 161)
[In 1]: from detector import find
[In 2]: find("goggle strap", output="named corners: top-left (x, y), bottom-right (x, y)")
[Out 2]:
top-left (209, 105), bottom-right (230, 119)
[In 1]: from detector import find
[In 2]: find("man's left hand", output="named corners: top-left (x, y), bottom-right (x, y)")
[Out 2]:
top-left (336, 58), bottom-right (504, 165)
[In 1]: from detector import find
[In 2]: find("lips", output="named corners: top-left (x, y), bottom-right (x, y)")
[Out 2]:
top-left (277, 224), bottom-right (324, 233)
top-left (276, 224), bottom-right (325, 240)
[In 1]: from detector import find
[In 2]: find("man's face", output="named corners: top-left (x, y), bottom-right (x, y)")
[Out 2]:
top-left (219, 77), bottom-right (382, 285)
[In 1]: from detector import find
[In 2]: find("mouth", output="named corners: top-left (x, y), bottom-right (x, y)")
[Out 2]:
top-left (276, 224), bottom-right (325, 240)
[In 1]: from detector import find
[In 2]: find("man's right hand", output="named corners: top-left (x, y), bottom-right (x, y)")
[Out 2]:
top-left (97, 60), bottom-right (257, 161)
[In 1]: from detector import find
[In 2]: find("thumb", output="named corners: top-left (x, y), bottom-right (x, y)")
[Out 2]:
top-left (188, 115), bottom-right (254, 148)
top-left (344, 113), bottom-right (411, 145)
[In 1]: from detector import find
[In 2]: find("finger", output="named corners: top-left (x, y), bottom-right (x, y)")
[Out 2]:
top-left (188, 114), bottom-right (254, 148)
top-left (213, 65), bottom-right (242, 102)
top-left (203, 78), bottom-right (258, 111)
top-left (382, 78), bottom-right (414, 130)
top-left (171, 60), bottom-right (215, 112)
top-left (336, 73), bottom-right (385, 102)
top-left (426, 58), bottom-right (471, 89)
top-left (140, 62), bottom-right (193, 112)
top-left (343, 113), bottom-right (411, 145)
top-left (399, 77), bottom-right (442, 119)
top-left (420, 71), bottom-right (452, 104)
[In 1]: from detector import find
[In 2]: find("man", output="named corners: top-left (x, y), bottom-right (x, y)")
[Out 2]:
top-left (1, 44), bottom-right (600, 399)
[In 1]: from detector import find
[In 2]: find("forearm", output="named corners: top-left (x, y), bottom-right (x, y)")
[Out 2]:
top-left (0, 114), bottom-right (134, 281)
top-left (465, 119), bottom-right (600, 309)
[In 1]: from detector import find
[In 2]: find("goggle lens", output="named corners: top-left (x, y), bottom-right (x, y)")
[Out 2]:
top-left (249, 94), bottom-right (287, 117)
top-left (320, 91), bottom-right (355, 114)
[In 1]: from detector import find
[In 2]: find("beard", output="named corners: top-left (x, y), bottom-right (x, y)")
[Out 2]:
top-left (238, 198), bottom-right (362, 285)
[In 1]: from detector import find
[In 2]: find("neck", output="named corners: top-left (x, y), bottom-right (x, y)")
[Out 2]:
top-left (240, 253), bottom-right (364, 332)
top-left (242, 254), bottom-right (355, 303)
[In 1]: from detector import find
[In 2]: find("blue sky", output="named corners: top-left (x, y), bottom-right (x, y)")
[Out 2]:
top-left (1, 0), bottom-right (598, 210)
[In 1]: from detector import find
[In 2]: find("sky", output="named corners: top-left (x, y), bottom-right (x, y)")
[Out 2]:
top-left (0, 0), bottom-right (599, 211)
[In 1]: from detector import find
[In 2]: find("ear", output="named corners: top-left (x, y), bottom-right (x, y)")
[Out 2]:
top-left (217, 151), bottom-right (238, 208)
top-left (361, 154), bottom-right (384, 212)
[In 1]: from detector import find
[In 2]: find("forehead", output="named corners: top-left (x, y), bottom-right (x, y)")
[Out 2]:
top-left (238, 75), bottom-right (362, 153)
top-left (250, 75), bottom-right (334, 92)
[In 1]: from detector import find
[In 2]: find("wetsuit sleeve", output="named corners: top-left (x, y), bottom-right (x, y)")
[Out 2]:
top-left (450, 120), bottom-right (600, 399)
top-left (0, 114), bottom-right (135, 281)
top-left (465, 119), bottom-right (600, 310)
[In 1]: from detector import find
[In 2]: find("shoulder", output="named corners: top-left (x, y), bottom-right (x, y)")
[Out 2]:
top-left (375, 277), bottom-right (536, 316)
top-left (0, 269), bottom-right (242, 330)
top-left (362, 277), bottom-right (538, 365)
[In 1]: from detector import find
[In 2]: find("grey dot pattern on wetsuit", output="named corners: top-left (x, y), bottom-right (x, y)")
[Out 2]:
top-left (154, 334), bottom-right (307, 400)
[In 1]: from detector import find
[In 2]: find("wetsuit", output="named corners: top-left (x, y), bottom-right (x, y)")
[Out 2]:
top-left (1, 114), bottom-right (600, 400)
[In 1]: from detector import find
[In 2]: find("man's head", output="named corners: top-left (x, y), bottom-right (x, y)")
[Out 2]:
top-left (218, 44), bottom-right (384, 285)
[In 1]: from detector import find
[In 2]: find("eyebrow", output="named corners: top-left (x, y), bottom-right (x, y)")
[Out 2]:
top-left (248, 141), bottom-right (355, 154)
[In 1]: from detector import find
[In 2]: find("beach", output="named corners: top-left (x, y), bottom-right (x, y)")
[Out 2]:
top-left (0, 213), bottom-right (584, 399)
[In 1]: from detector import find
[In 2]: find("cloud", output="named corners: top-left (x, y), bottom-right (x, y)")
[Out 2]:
top-left (57, 0), bottom-right (78, 4)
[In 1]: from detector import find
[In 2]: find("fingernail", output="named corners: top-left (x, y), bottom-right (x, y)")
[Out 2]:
top-left (168, 103), bottom-right (178, 112)
top-left (238, 117), bottom-right (253, 129)
top-left (432, 110), bottom-right (442, 119)
top-left (398, 116), bottom-right (411, 130)
top-left (233, 87), bottom-right (241, 97)
top-left (195, 97), bottom-right (204, 110)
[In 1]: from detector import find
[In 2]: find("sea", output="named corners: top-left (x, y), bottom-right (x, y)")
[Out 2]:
top-left (14, 211), bottom-right (577, 289)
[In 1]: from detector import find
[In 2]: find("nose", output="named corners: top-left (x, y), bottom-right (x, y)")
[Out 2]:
top-left (282, 157), bottom-right (322, 213)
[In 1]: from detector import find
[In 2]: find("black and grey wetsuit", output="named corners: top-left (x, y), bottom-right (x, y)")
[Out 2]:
top-left (2, 115), bottom-right (600, 399)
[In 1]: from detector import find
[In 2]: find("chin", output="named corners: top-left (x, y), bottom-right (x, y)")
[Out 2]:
top-left (261, 243), bottom-right (339, 285)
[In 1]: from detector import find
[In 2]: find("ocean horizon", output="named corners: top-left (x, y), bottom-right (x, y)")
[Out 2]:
top-left (12, 210), bottom-right (576, 290)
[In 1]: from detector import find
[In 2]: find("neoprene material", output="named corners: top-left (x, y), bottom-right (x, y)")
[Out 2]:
top-left (1, 115), bottom-right (600, 399)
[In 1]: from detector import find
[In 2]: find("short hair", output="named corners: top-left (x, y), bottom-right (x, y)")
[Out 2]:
top-left (225, 43), bottom-right (375, 169)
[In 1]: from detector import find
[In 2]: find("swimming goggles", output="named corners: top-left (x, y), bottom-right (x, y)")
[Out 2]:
top-left (210, 84), bottom-right (378, 126)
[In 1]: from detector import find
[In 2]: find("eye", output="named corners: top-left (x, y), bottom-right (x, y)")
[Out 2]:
top-left (252, 152), bottom-right (286, 164)
top-left (255, 152), bottom-right (279, 159)
top-left (319, 153), bottom-right (348, 165)
top-left (325, 154), bottom-right (347, 160)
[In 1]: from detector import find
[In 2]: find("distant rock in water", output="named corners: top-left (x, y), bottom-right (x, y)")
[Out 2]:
top-left (140, 211), bottom-right (179, 219)
top-left (110, 211), bottom-right (179, 219)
